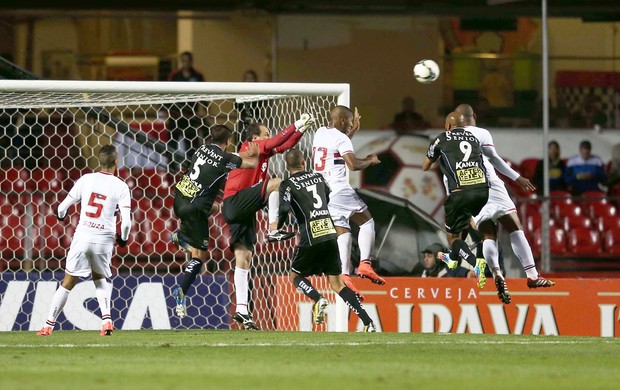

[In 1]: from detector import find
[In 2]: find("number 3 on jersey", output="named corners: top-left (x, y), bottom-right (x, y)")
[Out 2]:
top-left (306, 184), bottom-right (323, 208)
top-left (86, 192), bottom-right (107, 218)
top-left (313, 147), bottom-right (327, 171)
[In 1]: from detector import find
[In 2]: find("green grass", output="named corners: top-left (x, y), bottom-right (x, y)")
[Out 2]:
top-left (1, 331), bottom-right (619, 390)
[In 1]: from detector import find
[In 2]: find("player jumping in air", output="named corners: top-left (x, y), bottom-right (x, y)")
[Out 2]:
top-left (278, 149), bottom-right (376, 331)
top-left (423, 112), bottom-right (489, 289)
top-left (37, 145), bottom-right (131, 336)
top-left (454, 103), bottom-right (555, 303)
top-left (170, 125), bottom-right (259, 318)
top-left (222, 114), bottom-right (316, 330)
top-left (312, 106), bottom-right (385, 301)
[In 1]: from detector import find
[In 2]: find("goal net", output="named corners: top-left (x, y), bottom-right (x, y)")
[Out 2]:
top-left (0, 80), bottom-right (350, 332)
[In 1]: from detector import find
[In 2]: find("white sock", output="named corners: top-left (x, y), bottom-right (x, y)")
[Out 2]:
top-left (358, 218), bottom-right (375, 262)
top-left (482, 239), bottom-right (502, 277)
top-left (510, 230), bottom-right (539, 280)
top-left (337, 232), bottom-right (352, 275)
top-left (234, 267), bottom-right (250, 315)
top-left (94, 278), bottom-right (112, 323)
top-left (45, 285), bottom-right (71, 327)
top-left (268, 191), bottom-right (279, 231)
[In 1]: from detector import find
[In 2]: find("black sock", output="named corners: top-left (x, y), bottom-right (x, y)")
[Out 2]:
top-left (180, 258), bottom-right (203, 294)
top-left (451, 239), bottom-right (476, 267)
top-left (339, 286), bottom-right (372, 326)
top-left (292, 275), bottom-right (321, 302)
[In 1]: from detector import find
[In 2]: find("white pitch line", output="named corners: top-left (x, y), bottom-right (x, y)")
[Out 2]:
top-left (0, 339), bottom-right (613, 349)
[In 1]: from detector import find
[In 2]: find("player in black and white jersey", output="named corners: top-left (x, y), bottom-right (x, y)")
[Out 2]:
top-left (423, 111), bottom-right (490, 289)
top-left (278, 149), bottom-right (376, 331)
top-left (170, 125), bottom-right (259, 318)
top-left (454, 103), bottom-right (555, 301)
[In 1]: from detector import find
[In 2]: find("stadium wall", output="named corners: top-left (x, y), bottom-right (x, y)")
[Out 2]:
top-left (2, 275), bottom-right (618, 337)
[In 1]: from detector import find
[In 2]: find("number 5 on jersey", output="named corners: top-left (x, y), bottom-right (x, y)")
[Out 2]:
top-left (86, 192), bottom-right (107, 218)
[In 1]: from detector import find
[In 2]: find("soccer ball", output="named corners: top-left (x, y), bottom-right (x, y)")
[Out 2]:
top-left (413, 59), bottom-right (440, 84)
top-left (349, 134), bottom-right (445, 220)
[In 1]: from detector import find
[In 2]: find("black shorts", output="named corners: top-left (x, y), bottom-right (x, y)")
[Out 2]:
top-left (173, 189), bottom-right (212, 250)
top-left (222, 181), bottom-right (268, 251)
top-left (444, 187), bottom-right (489, 234)
top-left (290, 240), bottom-right (342, 277)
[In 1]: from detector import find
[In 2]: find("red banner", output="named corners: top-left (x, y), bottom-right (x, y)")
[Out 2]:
top-left (275, 277), bottom-right (620, 337)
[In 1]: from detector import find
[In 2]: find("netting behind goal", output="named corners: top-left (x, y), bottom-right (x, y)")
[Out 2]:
top-left (0, 81), bottom-right (348, 332)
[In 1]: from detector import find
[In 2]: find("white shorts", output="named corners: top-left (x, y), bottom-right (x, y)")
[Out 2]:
top-left (473, 182), bottom-right (517, 226)
top-left (65, 240), bottom-right (114, 278)
top-left (328, 187), bottom-right (368, 229)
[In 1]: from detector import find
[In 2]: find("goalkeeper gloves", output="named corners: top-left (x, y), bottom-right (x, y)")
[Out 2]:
top-left (116, 234), bottom-right (128, 248)
top-left (294, 113), bottom-right (316, 133)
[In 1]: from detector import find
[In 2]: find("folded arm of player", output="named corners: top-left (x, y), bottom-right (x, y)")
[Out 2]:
top-left (343, 153), bottom-right (381, 171)
top-left (56, 193), bottom-right (80, 221)
top-left (237, 141), bottom-right (260, 168)
top-left (482, 145), bottom-right (536, 191)
top-left (277, 182), bottom-right (292, 230)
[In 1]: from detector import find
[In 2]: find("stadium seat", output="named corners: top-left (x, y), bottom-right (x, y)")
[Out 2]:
top-left (553, 203), bottom-right (584, 220)
top-left (0, 168), bottom-right (28, 194)
top-left (568, 228), bottom-right (602, 256)
top-left (596, 215), bottom-right (620, 232)
top-left (590, 202), bottom-right (617, 219)
top-left (603, 228), bottom-right (620, 255)
top-left (549, 190), bottom-right (572, 205)
top-left (28, 168), bottom-right (65, 193)
top-left (562, 214), bottom-right (592, 231)
top-left (579, 190), bottom-right (608, 215)
top-left (525, 214), bottom-right (556, 234)
top-left (531, 226), bottom-right (566, 257)
top-left (519, 158), bottom-right (539, 180)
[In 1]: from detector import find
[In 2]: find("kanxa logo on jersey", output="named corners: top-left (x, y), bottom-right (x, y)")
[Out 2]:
top-left (0, 274), bottom-right (230, 331)
top-left (309, 209), bottom-right (329, 218)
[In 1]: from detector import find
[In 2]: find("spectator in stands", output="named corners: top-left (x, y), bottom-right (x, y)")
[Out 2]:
top-left (392, 96), bottom-right (429, 132)
top-left (167, 52), bottom-right (204, 82)
top-left (606, 143), bottom-right (620, 193)
top-left (533, 140), bottom-right (567, 194)
top-left (242, 69), bottom-right (259, 82)
top-left (564, 140), bottom-right (607, 195)
top-left (412, 243), bottom-right (474, 278)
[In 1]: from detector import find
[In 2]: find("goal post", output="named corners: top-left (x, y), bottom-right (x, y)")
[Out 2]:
top-left (0, 80), bottom-right (351, 332)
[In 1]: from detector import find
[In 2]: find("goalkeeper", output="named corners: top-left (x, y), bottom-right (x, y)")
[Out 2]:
top-left (221, 113), bottom-right (316, 330)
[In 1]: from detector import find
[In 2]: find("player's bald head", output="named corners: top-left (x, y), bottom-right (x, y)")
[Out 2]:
top-left (285, 148), bottom-right (305, 171)
top-left (455, 103), bottom-right (476, 125)
top-left (330, 105), bottom-right (353, 133)
top-left (98, 144), bottom-right (117, 169)
top-left (445, 111), bottom-right (464, 131)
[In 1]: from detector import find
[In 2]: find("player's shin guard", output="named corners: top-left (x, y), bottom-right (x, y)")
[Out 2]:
top-left (180, 258), bottom-right (204, 294)
top-left (292, 275), bottom-right (321, 302)
top-left (338, 286), bottom-right (372, 326)
top-left (358, 218), bottom-right (375, 261)
top-left (93, 278), bottom-right (112, 323)
top-left (451, 239), bottom-right (476, 267)
top-left (482, 239), bottom-right (502, 276)
top-left (268, 190), bottom-right (280, 227)
top-left (337, 232), bottom-right (353, 275)
top-left (234, 267), bottom-right (250, 315)
top-left (509, 230), bottom-right (539, 280)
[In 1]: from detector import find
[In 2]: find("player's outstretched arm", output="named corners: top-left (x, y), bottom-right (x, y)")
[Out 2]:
top-left (272, 114), bottom-right (316, 155)
top-left (481, 145), bottom-right (520, 181)
top-left (346, 107), bottom-right (361, 139)
top-left (343, 153), bottom-right (380, 171)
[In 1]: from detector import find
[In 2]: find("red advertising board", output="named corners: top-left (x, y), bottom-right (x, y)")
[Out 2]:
top-left (275, 277), bottom-right (620, 337)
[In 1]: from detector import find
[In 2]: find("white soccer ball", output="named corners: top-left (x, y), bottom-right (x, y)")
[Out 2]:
top-left (413, 59), bottom-right (440, 84)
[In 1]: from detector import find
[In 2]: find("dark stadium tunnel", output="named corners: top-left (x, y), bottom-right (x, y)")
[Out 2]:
top-left (362, 151), bottom-right (400, 187)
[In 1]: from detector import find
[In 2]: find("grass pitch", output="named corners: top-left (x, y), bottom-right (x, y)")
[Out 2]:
top-left (1, 331), bottom-right (618, 390)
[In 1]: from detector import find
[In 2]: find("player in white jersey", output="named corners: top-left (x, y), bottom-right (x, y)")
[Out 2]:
top-left (37, 145), bottom-right (131, 336)
top-left (453, 104), bottom-right (555, 303)
top-left (312, 105), bottom-right (384, 299)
